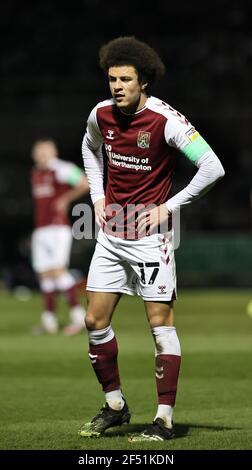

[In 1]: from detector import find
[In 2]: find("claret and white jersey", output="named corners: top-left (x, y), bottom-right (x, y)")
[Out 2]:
top-left (31, 158), bottom-right (85, 273)
top-left (31, 158), bottom-right (84, 228)
top-left (82, 96), bottom-right (224, 240)
top-left (87, 97), bottom-right (184, 209)
top-left (82, 95), bottom-right (225, 300)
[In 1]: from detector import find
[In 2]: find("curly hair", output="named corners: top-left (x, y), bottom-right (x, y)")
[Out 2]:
top-left (99, 36), bottom-right (166, 93)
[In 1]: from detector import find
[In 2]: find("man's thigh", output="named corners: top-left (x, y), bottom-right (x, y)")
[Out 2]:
top-left (87, 241), bottom-right (136, 296)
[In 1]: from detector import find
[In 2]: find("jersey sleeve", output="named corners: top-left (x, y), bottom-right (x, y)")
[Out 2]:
top-left (55, 161), bottom-right (85, 186)
top-left (85, 105), bottom-right (104, 150)
top-left (164, 107), bottom-right (225, 212)
top-left (164, 109), bottom-right (212, 164)
top-left (82, 105), bottom-right (105, 204)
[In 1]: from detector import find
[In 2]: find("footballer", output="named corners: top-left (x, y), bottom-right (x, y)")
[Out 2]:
top-left (80, 37), bottom-right (225, 441)
top-left (31, 139), bottom-right (89, 335)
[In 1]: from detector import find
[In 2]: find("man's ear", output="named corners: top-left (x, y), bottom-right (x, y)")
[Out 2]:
top-left (141, 82), bottom-right (148, 91)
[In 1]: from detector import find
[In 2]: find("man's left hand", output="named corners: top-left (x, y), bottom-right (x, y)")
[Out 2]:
top-left (136, 203), bottom-right (171, 237)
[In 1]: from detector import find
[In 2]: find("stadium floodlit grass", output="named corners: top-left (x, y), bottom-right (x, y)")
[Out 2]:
top-left (0, 288), bottom-right (252, 450)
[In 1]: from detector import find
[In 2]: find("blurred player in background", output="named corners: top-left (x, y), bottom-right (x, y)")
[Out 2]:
top-left (31, 139), bottom-right (89, 335)
top-left (80, 37), bottom-right (225, 441)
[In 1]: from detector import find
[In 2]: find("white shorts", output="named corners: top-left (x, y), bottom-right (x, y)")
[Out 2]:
top-left (31, 225), bottom-right (72, 273)
top-left (87, 229), bottom-right (177, 301)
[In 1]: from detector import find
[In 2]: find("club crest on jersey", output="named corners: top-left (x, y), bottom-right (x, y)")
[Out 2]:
top-left (137, 131), bottom-right (151, 149)
top-left (106, 130), bottom-right (115, 140)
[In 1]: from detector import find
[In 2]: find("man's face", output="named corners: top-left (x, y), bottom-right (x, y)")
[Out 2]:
top-left (108, 65), bottom-right (146, 113)
top-left (32, 141), bottom-right (58, 169)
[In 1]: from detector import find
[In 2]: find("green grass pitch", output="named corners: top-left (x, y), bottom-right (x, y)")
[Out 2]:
top-left (0, 289), bottom-right (252, 450)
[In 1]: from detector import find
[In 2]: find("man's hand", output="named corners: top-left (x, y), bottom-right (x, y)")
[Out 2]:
top-left (94, 198), bottom-right (106, 228)
top-left (136, 203), bottom-right (171, 237)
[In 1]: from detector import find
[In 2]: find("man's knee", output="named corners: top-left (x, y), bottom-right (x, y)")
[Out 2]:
top-left (85, 301), bottom-right (110, 330)
top-left (145, 301), bottom-right (174, 327)
top-left (85, 291), bottom-right (120, 330)
top-left (85, 312), bottom-right (100, 330)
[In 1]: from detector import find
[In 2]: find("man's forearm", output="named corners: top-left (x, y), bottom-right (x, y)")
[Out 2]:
top-left (166, 151), bottom-right (225, 212)
top-left (62, 178), bottom-right (89, 204)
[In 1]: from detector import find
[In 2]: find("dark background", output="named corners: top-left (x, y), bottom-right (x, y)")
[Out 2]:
top-left (0, 0), bottom-right (251, 288)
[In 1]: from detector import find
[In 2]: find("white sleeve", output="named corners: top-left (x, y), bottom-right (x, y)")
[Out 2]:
top-left (82, 106), bottom-right (105, 204)
top-left (164, 110), bottom-right (193, 150)
top-left (163, 108), bottom-right (225, 212)
top-left (166, 151), bottom-right (225, 212)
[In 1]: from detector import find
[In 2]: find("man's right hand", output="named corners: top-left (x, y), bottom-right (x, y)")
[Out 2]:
top-left (94, 198), bottom-right (106, 228)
